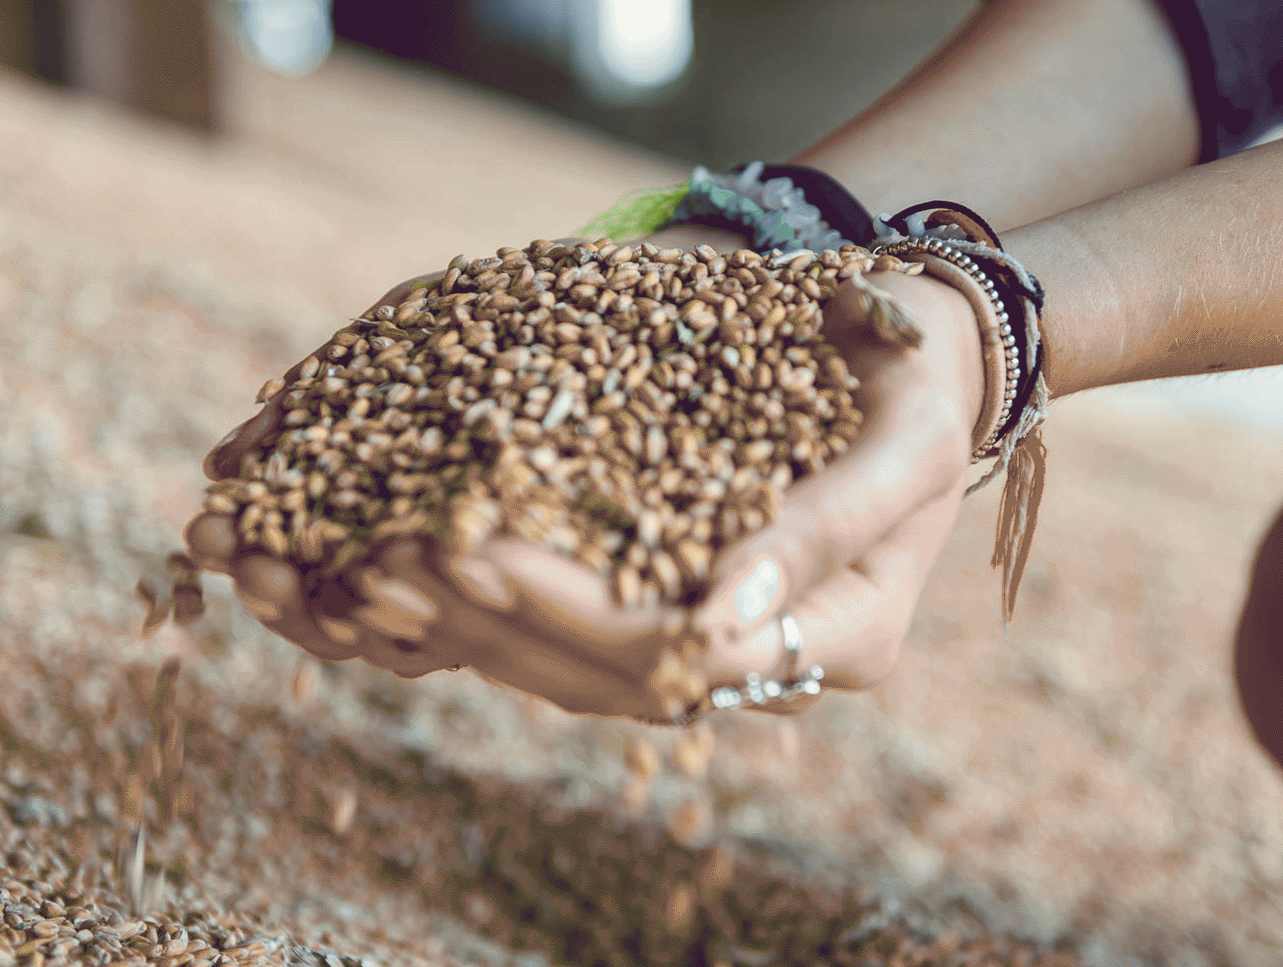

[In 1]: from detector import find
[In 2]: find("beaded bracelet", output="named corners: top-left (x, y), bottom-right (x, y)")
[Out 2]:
top-left (669, 161), bottom-right (876, 253)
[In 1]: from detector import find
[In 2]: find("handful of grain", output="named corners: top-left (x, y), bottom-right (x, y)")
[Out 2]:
top-left (188, 237), bottom-right (920, 642)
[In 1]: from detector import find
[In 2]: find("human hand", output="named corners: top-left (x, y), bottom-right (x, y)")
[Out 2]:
top-left (185, 267), bottom-right (457, 663)
top-left (186, 232), bottom-right (983, 721)
top-left (692, 268), bottom-right (984, 700)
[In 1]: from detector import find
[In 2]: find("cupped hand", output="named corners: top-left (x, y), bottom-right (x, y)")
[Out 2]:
top-left (465, 266), bottom-right (986, 715)
top-left (187, 231), bottom-right (985, 721)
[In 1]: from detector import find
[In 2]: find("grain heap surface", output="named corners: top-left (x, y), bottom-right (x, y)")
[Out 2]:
top-left (0, 879), bottom-right (360, 967)
top-left (196, 238), bottom-right (917, 628)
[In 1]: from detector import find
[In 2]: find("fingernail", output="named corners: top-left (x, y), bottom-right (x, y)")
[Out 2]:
top-left (350, 603), bottom-right (431, 642)
top-left (213, 425), bottom-right (242, 452)
top-left (315, 614), bottom-right (361, 649)
top-left (357, 568), bottom-right (440, 625)
top-left (703, 554), bottom-right (786, 641)
top-left (444, 555), bottom-right (515, 610)
top-left (202, 427), bottom-right (242, 480)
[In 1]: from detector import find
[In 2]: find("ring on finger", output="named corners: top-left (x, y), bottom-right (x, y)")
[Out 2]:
top-left (702, 611), bottom-right (824, 715)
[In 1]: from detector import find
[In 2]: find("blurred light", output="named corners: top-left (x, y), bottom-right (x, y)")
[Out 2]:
top-left (570, 0), bottom-right (692, 105)
top-left (468, 0), bottom-right (570, 60)
top-left (597, 0), bottom-right (691, 88)
top-left (236, 0), bottom-right (334, 78)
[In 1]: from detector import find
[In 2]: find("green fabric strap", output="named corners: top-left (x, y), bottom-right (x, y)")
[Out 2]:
top-left (574, 181), bottom-right (691, 243)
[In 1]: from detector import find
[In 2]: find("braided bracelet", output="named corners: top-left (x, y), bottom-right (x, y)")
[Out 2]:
top-left (669, 161), bottom-right (875, 253)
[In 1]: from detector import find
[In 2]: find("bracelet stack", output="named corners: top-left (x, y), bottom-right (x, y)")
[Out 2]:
top-left (871, 202), bottom-right (1050, 625)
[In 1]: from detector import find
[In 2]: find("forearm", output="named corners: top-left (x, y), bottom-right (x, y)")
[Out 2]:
top-left (791, 0), bottom-right (1200, 232)
top-left (1005, 137), bottom-right (1283, 397)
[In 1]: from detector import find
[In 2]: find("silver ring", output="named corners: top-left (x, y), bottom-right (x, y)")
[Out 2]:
top-left (701, 612), bottom-right (824, 716)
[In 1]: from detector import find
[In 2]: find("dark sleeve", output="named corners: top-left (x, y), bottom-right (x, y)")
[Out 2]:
top-left (1157, 0), bottom-right (1283, 162)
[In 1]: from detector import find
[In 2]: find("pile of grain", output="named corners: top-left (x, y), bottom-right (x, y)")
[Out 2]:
top-left (182, 238), bottom-right (919, 668)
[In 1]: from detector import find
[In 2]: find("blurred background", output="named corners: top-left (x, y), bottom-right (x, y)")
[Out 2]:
top-left (0, 0), bottom-right (974, 167)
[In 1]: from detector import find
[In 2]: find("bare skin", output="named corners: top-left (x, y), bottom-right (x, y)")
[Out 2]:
top-left (791, 0), bottom-right (1201, 230)
top-left (191, 0), bottom-right (1283, 767)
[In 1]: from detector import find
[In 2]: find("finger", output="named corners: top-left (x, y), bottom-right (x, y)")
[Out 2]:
top-left (695, 389), bottom-right (962, 651)
top-left (307, 574), bottom-right (384, 657)
top-left (206, 326), bottom-right (342, 481)
top-left (230, 553), bottom-right (359, 662)
top-left (184, 512), bottom-right (239, 575)
top-left (340, 542), bottom-right (470, 671)
top-left (466, 634), bottom-right (664, 720)
top-left (705, 481), bottom-right (966, 695)
top-left (694, 269), bottom-right (980, 647)
top-left (368, 537), bottom-right (669, 717)
top-left (203, 392), bottom-right (288, 482)
top-left (364, 269), bottom-right (447, 318)
top-left (375, 536), bottom-right (650, 681)
top-left (706, 568), bottom-right (900, 696)
top-left (356, 628), bottom-right (460, 680)
top-left (476, 539), bottom-right (687, 682)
